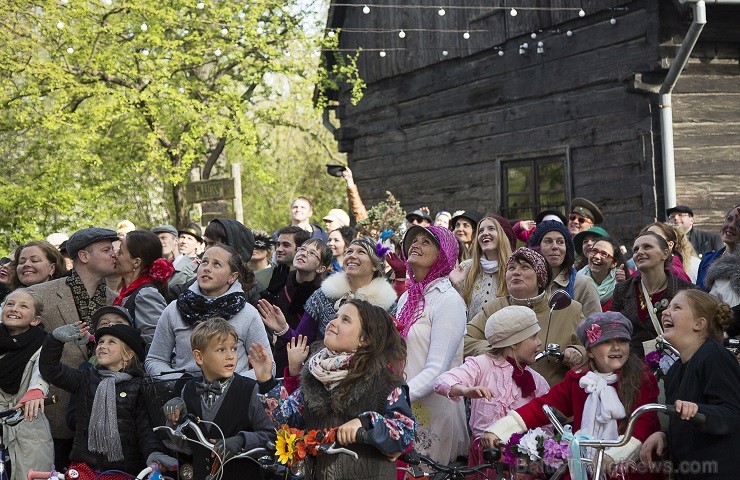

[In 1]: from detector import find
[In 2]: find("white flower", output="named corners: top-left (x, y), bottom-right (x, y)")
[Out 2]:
top-left (519, 427), bottom-right (546, 461)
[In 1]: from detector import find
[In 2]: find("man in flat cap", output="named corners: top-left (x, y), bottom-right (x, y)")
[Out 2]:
top-left (568, 197), bottom-right (604, 237)
top-left (151, 224), bottom-right (198, 300)
top-left (29, 227), bottom-right (120, 469)
top-left (667, 205), bottom-right (723, 257)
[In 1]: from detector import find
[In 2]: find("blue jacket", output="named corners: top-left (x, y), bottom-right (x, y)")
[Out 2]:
top-left (696, 247), bottom-right (725, 290)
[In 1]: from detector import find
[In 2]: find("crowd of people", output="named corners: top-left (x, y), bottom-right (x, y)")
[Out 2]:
top-left (0, 175), bottom-right (738, 480)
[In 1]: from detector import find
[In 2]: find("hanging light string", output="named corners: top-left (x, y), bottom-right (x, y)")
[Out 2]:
top-left (332, 4), bottom-right (584, 12)
top-left (333, 27), bottom-right (488, 33)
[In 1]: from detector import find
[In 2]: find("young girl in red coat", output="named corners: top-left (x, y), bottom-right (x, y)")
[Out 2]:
top-left (483, 311), bottom-right (663, 479)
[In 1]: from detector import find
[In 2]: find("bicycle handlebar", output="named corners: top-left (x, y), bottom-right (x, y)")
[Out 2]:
top-left (399, 448), bottom-right (501, 477)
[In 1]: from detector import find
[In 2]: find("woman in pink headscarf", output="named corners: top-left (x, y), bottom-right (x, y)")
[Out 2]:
top-left (396, 225), bottom-right (470, 466)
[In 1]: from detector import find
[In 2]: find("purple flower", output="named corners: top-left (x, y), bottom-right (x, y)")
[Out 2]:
top-left (503, 433), bottom-right (525, 467)
top-left (542, 438), bottom-right (570, 469)
top-left (644, 350), bottom-right (662, 370)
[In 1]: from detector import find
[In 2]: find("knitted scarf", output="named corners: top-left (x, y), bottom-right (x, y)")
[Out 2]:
top-left (307, 348), bottom-right (354, 391)
top-left (480, 258), bottom-right (499, 275)
top-left (0, 324), bottom-right (46, 394)
top-left (397, 226), bottom-right (458, 338)
top-left (580, 266), bottom-right (617, 304)
top-left (176, 289), bottom-right (247, 327)
top-left (66, 270), bottom-right (109, 324)
top-left (88, 369), bottom-right (133, 462)
top-left (578, 371), bottom-right (625, 442)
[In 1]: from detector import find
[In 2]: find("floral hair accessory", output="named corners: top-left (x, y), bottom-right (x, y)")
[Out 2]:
top-left (585, 324), bottom-right (602, 344)
top-left (149, 258), bottom-right (175, 281)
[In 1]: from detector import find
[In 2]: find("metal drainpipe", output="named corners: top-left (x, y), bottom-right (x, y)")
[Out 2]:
top-left (659, 0), bottom-right (706, 211)
top-left (663, 0), bottom-right (740, 209)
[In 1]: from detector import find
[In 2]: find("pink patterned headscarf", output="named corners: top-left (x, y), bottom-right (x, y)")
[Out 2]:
top-left (397, 225), bottom-right (459, 338)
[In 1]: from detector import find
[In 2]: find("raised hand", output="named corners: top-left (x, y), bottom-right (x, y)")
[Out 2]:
top-left (257, 299), bottom-right (288, 334)
top-left (448, 264), bottom-right (466, 289)
top-left (287, 335), bottom-right (309, 377)
top-left (52, 321), bottom-right (90, 344)
top-left (248, 342), bottom-right (274, 383)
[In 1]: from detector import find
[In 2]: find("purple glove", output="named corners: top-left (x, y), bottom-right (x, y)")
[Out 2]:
top-left (385, 252), bottom-right (406, 279)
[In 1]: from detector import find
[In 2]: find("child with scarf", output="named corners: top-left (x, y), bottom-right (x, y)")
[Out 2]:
top-left (483, 312), bottom-right (663, 479)
top-left (249, 299), bottom-right (415, 480)
top-left (0, 289), bottom-right (54, 480)
top-left (40, 322), bottom-right (177, 478)
top-left (434, 306), bottom-right (549, 475)
top-left (162, 318), bottom-right (275, 480)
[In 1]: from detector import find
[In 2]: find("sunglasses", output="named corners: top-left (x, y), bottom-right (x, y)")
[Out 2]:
top-left (589, 249), bottom-right (614, 260)
top-left (569, 214), bottom-right (591, 224)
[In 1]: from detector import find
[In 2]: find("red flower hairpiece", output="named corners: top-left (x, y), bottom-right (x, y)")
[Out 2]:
top-left (149, 258), bottom-right (175, 281)
top-left (585, 323), bottom-right (602, 344)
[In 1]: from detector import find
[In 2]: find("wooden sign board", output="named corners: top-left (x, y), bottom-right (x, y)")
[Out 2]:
top-left (185, 178), bottom-right (235, 203)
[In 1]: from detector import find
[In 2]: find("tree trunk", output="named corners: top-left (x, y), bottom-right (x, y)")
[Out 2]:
top-left (173, 182), bottom-right (188, 228)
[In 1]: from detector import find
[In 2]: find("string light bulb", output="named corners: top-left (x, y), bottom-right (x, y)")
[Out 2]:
top-left (56, 21), bottom-right (64, 29)
top-left (214, 48), bottom-right (222, 56)
top-left (140, 23), bottom-right (148, 31)
top-left (398, 30), bottom-right (406, 39)
top-left (221, 28), bottom-right (228, 35)
top-left (66, 47), bottom-right (74, 54)
top-left (463, 31), bottom-right (470, 40)
top-left (510, 8), bottom-right (517, 16)
top-left (579, 9), bottom-right (585, 17)
top-left (442, 50), bottom-right (448, 56)
top-left (141, 48), bottom-right (149, 56)
top-left (379, 50), bottom-right (386, 57)
top-left (519, 42), bottom-right (528, 55)
top-left (438, 8), bottom-right (445, 16)
top-left (362, 5), bottom-right (370, 14)
top-left (610, 18), bottom-right (617, 25)
top-left (498, 50), bottom-right (505, 57)
top-left (60, 0), bottom-right (68, 4)
top-left (537, 41), bottom-right (544, 54)
top-left (566, 30), bottom-right (573, 37)
top-left (102, 0), bottom-right (112, 5)
top-left (196, 1), bottom-right (204, 9)
top-left (328, 30), bottom-right (335, 37)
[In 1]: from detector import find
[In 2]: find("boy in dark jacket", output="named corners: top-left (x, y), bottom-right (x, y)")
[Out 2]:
top-left (163, 318), bottom-right (275, 480)
top-left (40, 322), bottom-right (176, 476)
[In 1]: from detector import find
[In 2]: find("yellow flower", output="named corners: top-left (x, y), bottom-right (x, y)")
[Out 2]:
top-left (275, 427), bottom-right (297, 465)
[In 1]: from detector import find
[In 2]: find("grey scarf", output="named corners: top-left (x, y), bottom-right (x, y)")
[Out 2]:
top-left (88, 370), bottom-right (133, 461)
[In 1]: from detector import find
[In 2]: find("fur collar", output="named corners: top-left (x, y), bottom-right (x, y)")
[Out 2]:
top-left (704, 252), bottom-right (740, 294)
top-left (321, 273), bottom-right (397, 310)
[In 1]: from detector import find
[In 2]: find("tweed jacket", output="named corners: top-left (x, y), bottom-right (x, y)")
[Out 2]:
top-left (611, 271), bottom-right (695, 355)
top-left (30, 277), bottom-right (116, 439)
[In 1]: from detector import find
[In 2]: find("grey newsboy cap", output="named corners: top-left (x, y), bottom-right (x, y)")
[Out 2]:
top-left (151, 224), bottom-right (178, 237)
top-left (67, 227), bottom-right (119, 259)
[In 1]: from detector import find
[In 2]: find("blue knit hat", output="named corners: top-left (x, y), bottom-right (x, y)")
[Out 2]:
top-left (527, 220), bottom-right (575, 254)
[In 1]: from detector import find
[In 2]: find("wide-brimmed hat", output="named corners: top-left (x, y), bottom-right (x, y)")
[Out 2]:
top-left (485, 305), bottom-right (541, 348)
top-left (573, 226), bottom-right (609, 256)
top-left (91, 306), bottom-right (134, 330)
top-left (178, 223), bottom-right (203, 243)
top-left (449, 210), bottom-right (484, 230)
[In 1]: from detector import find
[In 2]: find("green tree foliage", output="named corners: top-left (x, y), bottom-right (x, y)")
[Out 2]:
top-left (0, 0), bottom-right (351, 253)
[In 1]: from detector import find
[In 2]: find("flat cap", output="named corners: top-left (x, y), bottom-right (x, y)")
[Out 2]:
top-left (150, 224), bottom-right (178, 237)
top-left (67, 227), bottom-right (119, 259)
top-left (666, 205), bottom-right (693, 217)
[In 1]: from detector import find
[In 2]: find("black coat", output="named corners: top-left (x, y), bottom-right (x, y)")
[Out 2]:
top-left (664, 340), bottom-right (740, 479)
top-left (39, 335), bottom-right (165, 474)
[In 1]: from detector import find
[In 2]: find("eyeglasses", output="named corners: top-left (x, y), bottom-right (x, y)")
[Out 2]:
top-left (589, 249), bottom-right (614, 260)
top-left (667, 213), bottom-right (690, 220)
top-left (569, 214), bottom-right (591, 225)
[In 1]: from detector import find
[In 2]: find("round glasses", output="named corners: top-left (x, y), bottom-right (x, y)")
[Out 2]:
top-left (588, 249), bottom-right (614, 260)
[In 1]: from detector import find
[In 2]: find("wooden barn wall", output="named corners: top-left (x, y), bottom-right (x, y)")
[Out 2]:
top-left (334, 0), bottom-right (630, 85)
top-left (337, 3), bottom-right (664, 245)
top-left (672, 60), bottom-right (740, 233)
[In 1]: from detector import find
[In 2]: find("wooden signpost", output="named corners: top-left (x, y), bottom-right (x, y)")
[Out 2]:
top-left (185, 164), bottom-right (244, 225)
